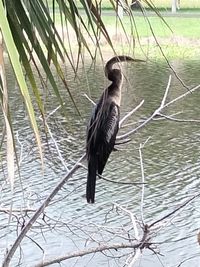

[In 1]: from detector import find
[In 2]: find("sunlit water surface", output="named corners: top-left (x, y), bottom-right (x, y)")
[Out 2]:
top-left (0, 59), bottom-right (200, 267)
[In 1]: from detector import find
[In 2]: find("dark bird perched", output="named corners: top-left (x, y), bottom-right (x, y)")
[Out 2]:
top-left (86, 55), bottom-right (143, 203)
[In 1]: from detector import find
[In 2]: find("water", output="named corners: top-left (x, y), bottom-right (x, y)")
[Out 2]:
top-left (1, 59), bottom-right (200, 267)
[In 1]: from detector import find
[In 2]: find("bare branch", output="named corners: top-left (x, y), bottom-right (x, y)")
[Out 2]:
top-left (176, 255), bottom-right (200, 267)
top-left (164, 83), bottom-right (200, 108)
top-left (42, 120), bottom-right (69, 171)
top-left (84, 93), bottom-right (96, 105)
top-left (139, 138), bottom-right (150, 225)
top-left (2, 154), bottom-right (86, 267)
top-left (149, 193), bottom-right (200, 228)
top-left (99, 173), bottom-right (145, 186)
top-left (160, 75), bottom-right (171, 108)
top-left (119, 99), bottom-right (144, 127)
top-left (126, 249), bottom-right (141, 267)
top-left (80, 161), bottom-right (145, 186)
top-left (0, 208), bottom-right (36, 213)
top-left (158, 113), bottom-right (200, 123)
top-left (114, 203), bottom-right (140, 240)
top-left (117, 76), bottom-right (200, 141)
top-left (33, 242), bottom-right (145, 267)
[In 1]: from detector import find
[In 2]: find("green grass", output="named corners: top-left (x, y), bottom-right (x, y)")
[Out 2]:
top-left (52, 2), bottom-right (200, 60)
top-left (101, 15), bottom-right (200, 38)
top-left (143, 0), bottom-right (200, 9)
top-left (74, 0), bottom-right (200, 10)
top-left (98, 15), bottom-right (200, 59)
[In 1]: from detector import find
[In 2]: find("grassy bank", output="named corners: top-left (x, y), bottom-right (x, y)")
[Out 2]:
top-left (106, 15), bottom-right (200, 59)
top-left (75, 0), bottom-right (200, 11)
top-left (101, 15), bottom-right (200, 38)
top-left (53, 2), bottom-right (200, 60)
top-left (81, 15), bottom-right (200, 60)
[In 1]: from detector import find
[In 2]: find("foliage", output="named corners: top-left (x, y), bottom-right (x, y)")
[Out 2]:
top-left (0, 0), bottom-right (118, 164)
top-left (77, 0), bottom-right (200, 10)
top-left (1, 1), bottom-right (200, 266)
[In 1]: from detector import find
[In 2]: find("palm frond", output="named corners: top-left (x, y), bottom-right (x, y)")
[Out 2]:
top-left (0, 0), bottom-right (43, 162)
top-left (0, 0), bottom-right (170, 160)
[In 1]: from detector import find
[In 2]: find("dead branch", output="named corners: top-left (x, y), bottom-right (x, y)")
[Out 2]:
top-left (84, 93), bottom-right (96, 105)
top-left (157, 113), bottom-right (200, 123)
top-left (119, 99), bottom-right (144, 127)
top-left (176, 255), bottom-right (200, 267)
top-left (98, 173), bottom-right (145, 186)
top-left (2, 154), bottom-right (86, 267)
top-left (2, 96), bottom-right (146, 267)
top-left (3, 72), bottom-right (200, 267)
top-left (117, 76), bottom-right (200, 140)
top-left (149, 193), bottom-right (200, 229)
top-left (33, 242), bottom-right (147, 267)
top-left (139, 139), bottom-right (150, 225)
top-left (114, 203), bottom-right (140, 241)
top-left (0, 208), bottom-right (36, 213)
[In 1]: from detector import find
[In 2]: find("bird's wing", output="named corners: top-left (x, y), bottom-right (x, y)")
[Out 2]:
top-left (86, 102), bottom-right (102, 156)
top-left (104, 103), bottom-right (119, 144)
top-left (97, 102), bottom-right (119, 174)
top-left (86, 99), bottom-right (119, 174)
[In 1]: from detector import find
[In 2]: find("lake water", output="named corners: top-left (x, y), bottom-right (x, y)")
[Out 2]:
top-left (1, 59), bottom-right (200, 267)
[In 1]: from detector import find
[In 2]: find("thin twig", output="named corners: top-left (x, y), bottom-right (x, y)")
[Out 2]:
top-left (0, 208), bottom-right (36, 213)
top-left (164, 83), bottom-right (200, 108)
top-left (117, 76), bottom-right (200, 141)
top-left (43, 121), bottom-right (69, 172)
top-left (33, 242), bottom-right (144, 267)
top-left (80, 163), bottom-right (146, 186)
top-left (127, 249), bottom-right (142, 267)
top-left (117, 75), bottom-right (172, 140)
top-left (84, 93), bottom-right (96, 105)
top-left (99, 173), bottom-right (146, 186)
top-left (139, 138), bottom-right (150, 225)
top-left (176, 255), bottom-right (200, 267)
top-left (158, 113), bottom-right (200, 123)
top-left (45, 103), bottom-right (65, 120)
top-left (119, 99), bottom-right (144, 127)
top-left (2, 154), bottom-right (86, 267)
top-left (149, 193), bottom-right (200, 228)
top-left (160, 75), bottom-right (171, 108)
top-left (114, 203), bottom-right (139, 240)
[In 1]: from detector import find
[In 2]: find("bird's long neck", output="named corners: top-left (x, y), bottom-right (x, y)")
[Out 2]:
top-left (104, 56), bottom-right (132, 107)
top-left (104, 55), bottom-right (144, 107)
top-left (107, 74), bottom-right (123, 107)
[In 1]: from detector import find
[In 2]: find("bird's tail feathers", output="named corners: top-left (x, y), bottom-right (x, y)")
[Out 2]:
top-left (86, 157), bottom-right (97, 203)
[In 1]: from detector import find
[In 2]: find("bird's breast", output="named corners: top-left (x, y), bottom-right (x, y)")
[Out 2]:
top-left (109, 91), bottom-right (121, 106)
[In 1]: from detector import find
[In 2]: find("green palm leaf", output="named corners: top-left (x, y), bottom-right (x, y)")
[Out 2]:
top-left (0, 0), bottom-right (43, 162)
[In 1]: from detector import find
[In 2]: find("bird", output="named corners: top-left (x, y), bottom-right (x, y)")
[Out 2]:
top-left (86, 55), bottom-right (144, 203)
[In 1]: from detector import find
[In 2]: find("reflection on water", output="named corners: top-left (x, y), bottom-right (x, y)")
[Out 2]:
top-left (1, 59), bottom-right (200, 267)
